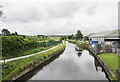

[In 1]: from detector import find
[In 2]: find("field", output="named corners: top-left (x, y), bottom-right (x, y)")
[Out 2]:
top-left (48, 37), bottom-right (60, 41)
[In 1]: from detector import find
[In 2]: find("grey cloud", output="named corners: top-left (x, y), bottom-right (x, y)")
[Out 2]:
top-left (1, 1), bottom-right (117, 35)
top-left (5, 6), bottom-right (43, 23)
top-left (46, 2), bottom-right (82, 18)
top-left (82, 4), bottom-right (98, 15)
top-left (4, 2), bottom-right (82, 23)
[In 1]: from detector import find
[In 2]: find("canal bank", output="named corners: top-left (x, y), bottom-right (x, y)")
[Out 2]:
top-left (2, 42), bottom-right (66, 81)
top-left (86, 46), bottom-right (117, 81)
top-left (17, 41), bottom-right (108, 81)
top-left (68, 40), bottom-right (117, 81)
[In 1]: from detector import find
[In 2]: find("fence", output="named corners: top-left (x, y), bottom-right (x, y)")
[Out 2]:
top-left (39, 41), bottom-right (62, 47)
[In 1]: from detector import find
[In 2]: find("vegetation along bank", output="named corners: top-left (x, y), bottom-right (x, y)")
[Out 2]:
top-left (2, 36), bottom-right (62, 59)
top-left (1, 41), bottom-right (66, 81)
top-left (67, 39), bottom-right (119, 81)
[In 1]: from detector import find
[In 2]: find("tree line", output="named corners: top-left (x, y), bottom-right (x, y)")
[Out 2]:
top-left (1, 29), bottom-right (62, 59)
top-left (60, 30), bottom-right (83, 41)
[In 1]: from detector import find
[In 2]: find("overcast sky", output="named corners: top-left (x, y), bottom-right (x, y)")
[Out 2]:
top-left (0, 0), bottom-right (119, 35)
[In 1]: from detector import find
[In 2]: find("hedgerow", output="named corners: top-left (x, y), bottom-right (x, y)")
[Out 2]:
top-left (2, 43), bottom-right (65, 81)
top-left (2, 36), bottom-right (62, 59)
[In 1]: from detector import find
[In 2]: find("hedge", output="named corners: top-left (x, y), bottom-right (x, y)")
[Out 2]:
top-left (2, 36), bottom-right (62, 59)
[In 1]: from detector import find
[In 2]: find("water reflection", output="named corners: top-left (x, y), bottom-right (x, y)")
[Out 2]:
top-left (88, 52), bottom-right (101, 71)
top-left (88, 51), bottom-right (108, 80)
top-left (77, 52), bottom-right (82, 57)
top-left (16, 42), bottom-right (109, 81)
top-left (15, 51), bottom-right (64, 81)
top-left (75, 46), bottom-right (84, 57)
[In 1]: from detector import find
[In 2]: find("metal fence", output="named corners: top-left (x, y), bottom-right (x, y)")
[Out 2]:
top-left (39, 41), bottom-right (62, 47)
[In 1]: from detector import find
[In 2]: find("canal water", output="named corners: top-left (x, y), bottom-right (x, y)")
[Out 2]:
top-left (17, 41), bottom-right (109, 81)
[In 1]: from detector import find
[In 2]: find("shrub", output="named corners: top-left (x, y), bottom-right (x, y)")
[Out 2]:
top-left (2, 36), bottom-right (62, 59)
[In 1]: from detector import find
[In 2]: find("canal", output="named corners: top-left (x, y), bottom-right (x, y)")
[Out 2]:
top-left (17, 41), bottom-right (109, 81)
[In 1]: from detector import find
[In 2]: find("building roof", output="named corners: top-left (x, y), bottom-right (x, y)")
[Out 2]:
top-left (89, 29), bottom-right (120, 38)
top-left (83, 33), bottom-right (95, 37)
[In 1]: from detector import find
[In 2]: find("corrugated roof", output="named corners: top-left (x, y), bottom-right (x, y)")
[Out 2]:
top-left (83, 33), bottom-right (94, 37)
top-left (89, 29), bottom-right (120, 38)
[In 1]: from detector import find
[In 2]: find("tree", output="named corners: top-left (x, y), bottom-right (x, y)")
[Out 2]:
top-left (75, 30), bottom-right (83, 41)
top-left (11, 31), bottom-right (18, 36)
top-left (0, 11), bottom-right (3, 17)
top-left (2, 29), bottom-right (10, 36)
top-left (15, 31), bottom-right (18, 35)
top-left (60, 36), bottom-right (65, 40)
top-left (0, 5), bottom-right (3, 17)
top-left (60, 36), bottom-right (67, 40)
top-left (68, 34), bottom-right (75, 39)
top-left (11, 33), bottom-right (16, 36)
top-left (82, 36), bottom-right (89, 41)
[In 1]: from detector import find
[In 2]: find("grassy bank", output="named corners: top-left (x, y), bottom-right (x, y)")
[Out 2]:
top-left (67, 39), bottom-right (77, 43)
top-left (3, 42), bottom-right (62, 60)
top-left (76, 40), bottom-right (86, 45)
top-left (67, 39), bottom-right (85, 46)
top-left (2, 36), bottom-right (62, 59)
top-left (98, 53), bottom-right (120, 75)
top-left (48, 37), bottom-right (60, 41)
top-left (1, 42), bottom-right (65, 81)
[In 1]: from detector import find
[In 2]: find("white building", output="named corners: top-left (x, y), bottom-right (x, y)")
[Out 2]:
top-left (88, 29), bottom-right (120, 46)
top-left (88, 29), bottom-right (120, 54)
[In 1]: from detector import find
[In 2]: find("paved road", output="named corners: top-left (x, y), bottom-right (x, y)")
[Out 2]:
top-left (0, 43), bottom-right (63, 63)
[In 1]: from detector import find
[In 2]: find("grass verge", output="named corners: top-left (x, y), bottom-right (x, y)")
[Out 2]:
top-left (67, 40), bottom-right (86, 47)
top-left (1, 42), bottom-right (65, 81)
top-left (98, 53), bottom-right (120, 74)
top-left (67, 39), bottom-right (77, 43)
top-left (2, 42), bottom-right (62, 60)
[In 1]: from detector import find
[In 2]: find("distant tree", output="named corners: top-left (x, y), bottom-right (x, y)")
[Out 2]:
top-left (75, 30), bottom-right (83, 41)
top-left (15, 31), bottom-right (18, 35)
top-left (45, 36), bottom-right (48, 38)
top-left (60, 36), bottom-right (67, 40)
top-left (11, 33), bottom-right (16, 36)
top-left (2, 29), bottom-right (10, 36)
top-left (42, 36), bottom-right (44, 38)
top-left (83, 36), bottom-right (89, 41)
top-left (68, 34), bottom-right (75, 39)
top-left (37, 35), bottom-right (45, 38)
top-left (18, 35), bottom-right (26, 38)
top-left (0, 5), bottom-right (3, 17)
top-left (71, 34), bottom-right (75, 39)
top-left (11, 31), bottom-right (18, 36)
top-left (21, 35), bottom-right (26, 38)
top-left (0, 11), bottom-right (3, 17)
top-left (68, 35), bottom-right (72, 39)
top-left (37, 35), bottom-right (40, 38)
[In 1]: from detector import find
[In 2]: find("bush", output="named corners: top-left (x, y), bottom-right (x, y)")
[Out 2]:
top-left (76, 40), bottom-right (86, 45)
top-left (2, 43), bottom-right (65, 81)
top-left (2, 36), bottom-right (62, 59)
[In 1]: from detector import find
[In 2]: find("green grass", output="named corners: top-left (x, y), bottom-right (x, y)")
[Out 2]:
top-left (98, 53), bottom-right (120, 73)
top-left (67, 39), bottom-right (77, 43)
top-left (2, 42), bottom-right (62, 60)
top-left (48, 37), bottom-right (60, 41)
top-left (76, 40), bottom-right (86, 45)
top-left (68, 39), bottom-right (85, 45)
top-left (38, 37), bottom-right (60, 42)
top-left (1, 42), bottom-right (66, 81)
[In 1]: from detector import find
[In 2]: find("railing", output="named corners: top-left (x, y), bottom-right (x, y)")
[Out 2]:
top-left (39, 41), bottom-right (62, 47)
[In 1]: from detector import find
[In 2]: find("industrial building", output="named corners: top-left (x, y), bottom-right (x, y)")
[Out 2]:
top-left (88, 29), bottom-right (120, 54)
top-left (88, 29), bottom-right (120, 46)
